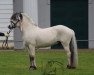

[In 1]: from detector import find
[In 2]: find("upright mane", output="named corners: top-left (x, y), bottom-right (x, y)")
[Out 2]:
top-left (21, 13), bottom-right (37, 26)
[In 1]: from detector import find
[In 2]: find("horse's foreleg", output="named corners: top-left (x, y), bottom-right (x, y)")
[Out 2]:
top-left (28, 45), bottom-right (37, 70)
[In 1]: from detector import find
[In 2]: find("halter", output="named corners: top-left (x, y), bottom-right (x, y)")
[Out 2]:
top-left (9, 20), bottom-right (20, 29)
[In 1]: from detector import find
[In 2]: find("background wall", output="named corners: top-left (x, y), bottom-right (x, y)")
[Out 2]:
top-left (89, 0), bottom-right (94, 48)
top-left (23, 0), bottom-right (38, 25)
top-left (38, 0), bottom-right (50, 28)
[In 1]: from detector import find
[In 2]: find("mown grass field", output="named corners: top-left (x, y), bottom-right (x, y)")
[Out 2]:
top-left (0, 49), bottom-right (94, 75)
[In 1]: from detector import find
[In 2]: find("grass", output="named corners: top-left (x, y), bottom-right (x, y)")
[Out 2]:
top-left (0, 49), bottom-right (94, 75)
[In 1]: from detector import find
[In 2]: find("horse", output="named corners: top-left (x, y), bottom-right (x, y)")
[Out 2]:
top-left (8, 13), bottom-right (78, 70)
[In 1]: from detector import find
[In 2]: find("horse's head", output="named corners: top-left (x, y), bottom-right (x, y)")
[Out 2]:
top-left (8, 12), bottom-right (23, 29)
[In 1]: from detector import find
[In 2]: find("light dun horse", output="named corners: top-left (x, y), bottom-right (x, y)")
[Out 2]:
top-left (8, 13), bottom-right (78, 70)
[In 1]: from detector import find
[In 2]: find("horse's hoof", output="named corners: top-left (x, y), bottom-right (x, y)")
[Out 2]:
top-left (67, 65), bottom-right (76, 69)
top-left (29, 66), bottom-right (37, 70)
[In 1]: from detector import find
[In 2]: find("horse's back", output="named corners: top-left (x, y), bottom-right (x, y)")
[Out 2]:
top-left (53, 25), bottom-right (74, 35)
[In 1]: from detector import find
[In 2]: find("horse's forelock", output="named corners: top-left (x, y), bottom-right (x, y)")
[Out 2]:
top-left (11, 13), bottom-right (17, 20)
top-left (11, 13), bottom-right (23, 21)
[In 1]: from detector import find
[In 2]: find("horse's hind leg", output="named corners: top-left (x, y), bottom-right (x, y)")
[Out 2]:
top-left (27, 44), bottom-right (37, 70)
top-left (61, 42), bottom-right (71, 68)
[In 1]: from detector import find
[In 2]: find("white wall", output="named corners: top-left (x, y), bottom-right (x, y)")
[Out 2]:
top-left (89, 0), bottom-right (94, 48)
top-left (23, 0), bottom-right (38, 25)
top-left (0, 0), bottom-right (13, 41)
top-left (38, 0), bottom-right (50, 28)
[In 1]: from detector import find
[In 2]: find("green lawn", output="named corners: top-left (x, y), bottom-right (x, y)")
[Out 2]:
top-left (0, 49), bottom-right (94, 75)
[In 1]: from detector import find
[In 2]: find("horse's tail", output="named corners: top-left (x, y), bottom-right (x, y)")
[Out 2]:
top-left (69, 31), bottom-right (78, 68)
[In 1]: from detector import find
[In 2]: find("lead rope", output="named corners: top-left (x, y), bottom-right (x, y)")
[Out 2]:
top-left (2, 29), bottom-right (12, 49)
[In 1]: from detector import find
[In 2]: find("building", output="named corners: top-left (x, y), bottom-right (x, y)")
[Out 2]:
top-left (0, 0), bottom-right (94, 49)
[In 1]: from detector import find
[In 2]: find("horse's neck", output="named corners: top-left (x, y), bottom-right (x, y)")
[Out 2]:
top-left (22, 13), bottom-right (36, 25)
top-left (20, 16), bottom-right (39, 33)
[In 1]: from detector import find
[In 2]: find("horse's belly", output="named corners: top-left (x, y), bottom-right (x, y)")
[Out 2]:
top-left (35, 31), bottom-right (58, 48)
top-left (36, 40), bottom-right (57, 48)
